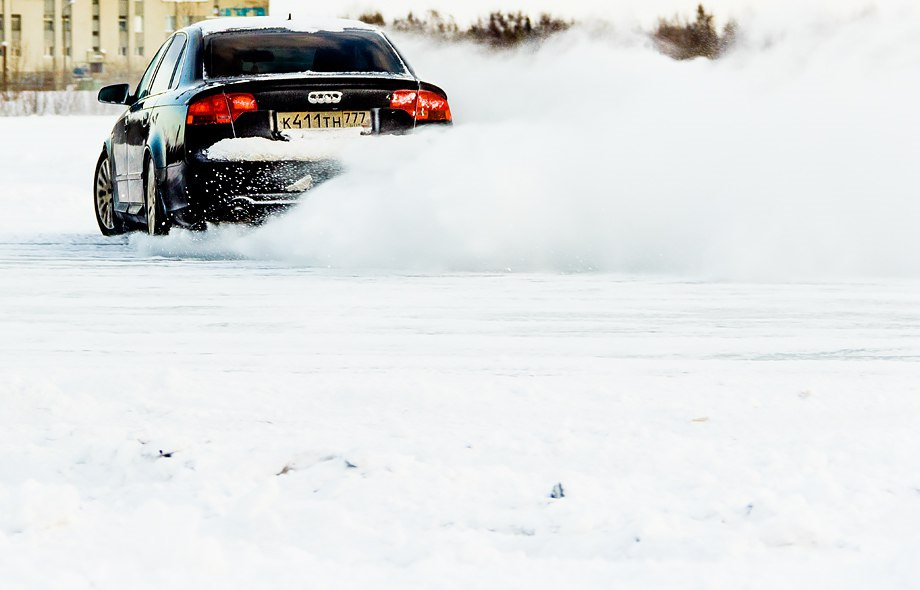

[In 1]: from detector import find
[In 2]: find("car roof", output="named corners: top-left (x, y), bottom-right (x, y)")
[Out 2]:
top-left (192, 16), bottom-right (379, 37)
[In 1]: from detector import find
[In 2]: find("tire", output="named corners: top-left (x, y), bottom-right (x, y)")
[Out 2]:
top-left (144, 159), bottom-right (171, 236)
top-left (93, 150), bottom-right (125, 236)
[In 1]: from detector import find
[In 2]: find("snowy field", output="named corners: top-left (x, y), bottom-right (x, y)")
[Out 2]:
top-left (2, 3), bottom-right (920, 588)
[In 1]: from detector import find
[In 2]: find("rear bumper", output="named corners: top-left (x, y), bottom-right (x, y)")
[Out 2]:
top-left (164, 120), bottom-right (449, 227)
top-left (163, 154), bottom-right (343, 225)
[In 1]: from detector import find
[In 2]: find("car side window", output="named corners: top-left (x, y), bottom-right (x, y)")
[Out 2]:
top-left (134, 38), bottom-right (173, 101)
top-left (150, 34), bottom-right (187, 96)
top-left (168, 35), bottom-right (189, 90)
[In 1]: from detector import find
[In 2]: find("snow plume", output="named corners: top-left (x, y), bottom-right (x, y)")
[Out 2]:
top-left (142, 4), bottom-right (920, 279)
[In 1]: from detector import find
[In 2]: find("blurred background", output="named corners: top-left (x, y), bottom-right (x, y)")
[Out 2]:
top-left (0, 0), bottom-right (266, 91)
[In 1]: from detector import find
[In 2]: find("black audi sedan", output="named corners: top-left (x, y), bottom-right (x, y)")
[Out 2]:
top-left (93, 17), bottom-right (451, 235)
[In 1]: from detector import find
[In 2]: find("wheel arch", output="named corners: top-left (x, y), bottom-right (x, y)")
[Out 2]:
top-left (142, 146), bottom-right (173, 235)
top-left (98, 139), bottom-right (127, 211)
top-left (99, 138), bottom-right (117, 177)
top-left (146, 129), bottom-right (167, 172)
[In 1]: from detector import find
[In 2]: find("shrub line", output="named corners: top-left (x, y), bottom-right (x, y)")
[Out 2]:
top-left (359, 5), bottom-right (737, 58)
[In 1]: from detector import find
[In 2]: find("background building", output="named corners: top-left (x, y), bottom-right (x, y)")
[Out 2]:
top-left (1, 0), bottom-right (267, 88)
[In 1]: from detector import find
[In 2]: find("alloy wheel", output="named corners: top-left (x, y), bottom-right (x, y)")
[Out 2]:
top-left (95, 158), bottom-right (115, 231)
top-left (146, 166), bottom-right (157, 235)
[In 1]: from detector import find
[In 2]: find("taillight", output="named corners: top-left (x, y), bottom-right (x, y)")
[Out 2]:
top-left (186, 93), bottom-right (258, 125)
top-left (390, 89), bottom-right (452, 122)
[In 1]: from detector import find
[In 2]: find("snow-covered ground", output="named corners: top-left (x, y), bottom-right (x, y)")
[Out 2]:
top-left (2, 5), bottom-right (920, 588)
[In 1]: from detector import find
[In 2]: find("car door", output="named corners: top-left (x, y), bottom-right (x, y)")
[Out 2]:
top-left (111, 110), bottom-right (131, 213)
top-left (146, 33), bottom-right (188, 160)
top-left (123, 38), bottom-right (174, 209)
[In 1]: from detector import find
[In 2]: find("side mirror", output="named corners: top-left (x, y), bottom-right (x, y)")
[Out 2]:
top-left (97, 83), bottom-right (132, 105)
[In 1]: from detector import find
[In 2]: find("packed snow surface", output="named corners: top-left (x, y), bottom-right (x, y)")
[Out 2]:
top-left (2, 3), bottom-right (920, 587)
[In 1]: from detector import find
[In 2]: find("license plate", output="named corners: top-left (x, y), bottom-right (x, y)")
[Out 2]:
top-left (276, 111), bottom-right (371, 130)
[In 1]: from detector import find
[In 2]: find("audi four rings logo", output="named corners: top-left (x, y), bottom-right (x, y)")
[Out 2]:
top-left (308, 91), bottom-right (343, 104)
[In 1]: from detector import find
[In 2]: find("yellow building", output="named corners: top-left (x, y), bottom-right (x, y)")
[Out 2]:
top-left (0, 0), bottom-right (268, 85)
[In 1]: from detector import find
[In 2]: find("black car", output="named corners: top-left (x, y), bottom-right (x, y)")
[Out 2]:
top-left (93, 17), bottom-right (451, 235)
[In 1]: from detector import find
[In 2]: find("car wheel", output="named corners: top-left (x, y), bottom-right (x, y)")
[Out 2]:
top-left (144, 160), bottom-right (171, 236)
top-left (94, 150), bottom-right (125, 236)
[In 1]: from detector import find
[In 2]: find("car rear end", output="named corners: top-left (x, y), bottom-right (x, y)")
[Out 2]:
top-left (177, 23), bottom-right (451, 224)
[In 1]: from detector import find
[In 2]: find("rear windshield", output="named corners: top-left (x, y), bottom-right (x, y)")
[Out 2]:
top-left (204, 30), bottom-right (408, 78)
